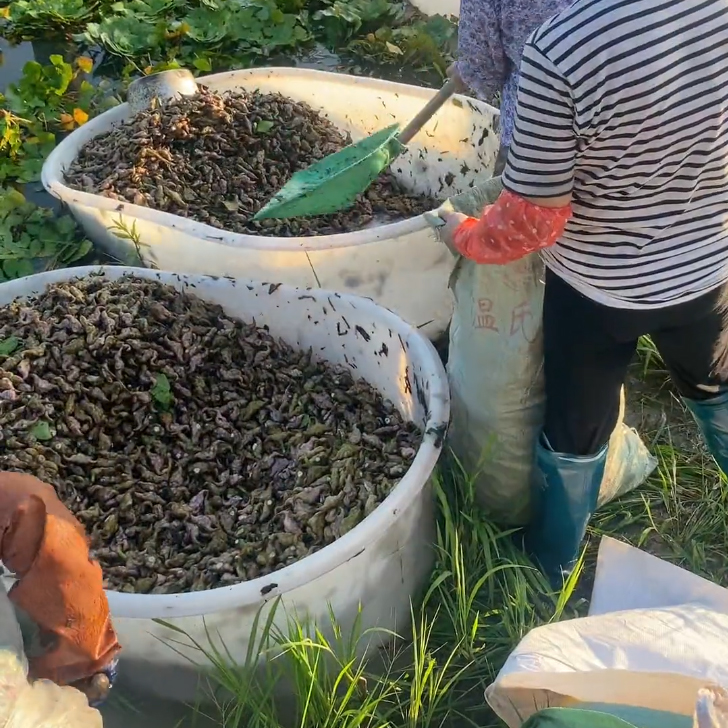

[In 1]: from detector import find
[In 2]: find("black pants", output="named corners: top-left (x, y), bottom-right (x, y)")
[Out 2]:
top-left (543, 268), bottom-right (728, 456)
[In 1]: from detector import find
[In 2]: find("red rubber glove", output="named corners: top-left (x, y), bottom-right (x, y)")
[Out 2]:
top-left (453, 189), bottom-right (572, 264)
top-left (0, 471), bottom-right (121, 687)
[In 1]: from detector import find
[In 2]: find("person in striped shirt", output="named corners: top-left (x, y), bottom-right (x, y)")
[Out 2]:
top-left (439, 0), bottom-right (728, 583)
top-left (448, 0), bottom-right (571, 174)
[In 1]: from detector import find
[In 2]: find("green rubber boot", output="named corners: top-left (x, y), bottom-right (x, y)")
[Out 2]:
top-left (684, 390), bottom-right (728, 475)
top-left (525, 436), bottom-right (608, 586)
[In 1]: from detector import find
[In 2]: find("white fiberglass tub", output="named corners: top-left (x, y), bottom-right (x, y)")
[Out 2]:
top-left (41, 68), bottom-right (499, 340)
top-left (411, 0), bottom-right (460, 17)
top-left (0, 266), bottom-right (450, 702)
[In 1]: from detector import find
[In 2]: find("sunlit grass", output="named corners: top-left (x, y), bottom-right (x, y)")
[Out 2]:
top-left (593, 425), bottom-right (728, 584)
top-left (593, 341), bottom-right (728, 584)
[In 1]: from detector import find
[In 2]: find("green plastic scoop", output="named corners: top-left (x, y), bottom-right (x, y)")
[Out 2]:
top-left (253, 78), bottom-right (458, 221)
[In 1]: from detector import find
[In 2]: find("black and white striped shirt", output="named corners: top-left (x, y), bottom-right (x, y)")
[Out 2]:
top-left (503, 0), bottom-right (728, 309)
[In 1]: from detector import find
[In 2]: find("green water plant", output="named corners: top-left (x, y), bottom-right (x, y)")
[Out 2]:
top-left (348, 14), bottom-right (457, 77)
top-left (0, 0), bottom-right (97, 39)
top-left (0, 108), bottom-right (55, 183)
top-left (2, 0), bottom-right (456, 77)
top-left (0, 187), bottom-right (92, 281)
top-left (312, 0), bottom-right (403, 48)
top-left (0, 54), bottom-right (119, 183)
top-left (80, 0), bottom-right (386, 70)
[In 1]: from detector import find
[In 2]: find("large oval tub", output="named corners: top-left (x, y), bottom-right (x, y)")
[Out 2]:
top-left (0, 266), bottom-right (450, 702)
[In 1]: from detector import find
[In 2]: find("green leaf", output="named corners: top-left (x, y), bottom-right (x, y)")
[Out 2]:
top-left (30, 421), bottom-right (53, 441)
top-left (20, 60), bottom-right (42, 81)
top-left (82, 14), bottom-right (165, 56)
top-left (57, 237), bottom-right (93, 264)
top-left (0, 188), bottom-right (89, 280)
top-left (0, 188), bottom-right (27, 211)
top-left (151, 372), bottom-right (174, 409)
top-left (0, 336), bottom-right (21, 356)
top-left (49, 59), bottom-right (74, 96)
top-left (2, 258), bottom-right (35, 279)
top-left (183, 6), bottom-right (232, 44)
top-left (255, 119), bottom-right (274, 134)
top-left (192, 56), bottom-right (212, 72)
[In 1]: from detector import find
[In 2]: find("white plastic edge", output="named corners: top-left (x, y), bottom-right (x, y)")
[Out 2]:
top-left (409, 0), bottom-right (460, 17)
top-left (0, 266), bottom-right (450, 618)
top-left (41, 67), bottom-right (499, 252)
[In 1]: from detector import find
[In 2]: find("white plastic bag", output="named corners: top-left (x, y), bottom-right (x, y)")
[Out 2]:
top-left (0, 580), bottom-right (101, 728)
top-left (0, 652), bottom-right (102, 728)
top-left (441, 178), bottom-right (657, 524)
top-left (696, 688), bottom-right (728, 728)
top-left (486, 537), bottom-right (728, 728)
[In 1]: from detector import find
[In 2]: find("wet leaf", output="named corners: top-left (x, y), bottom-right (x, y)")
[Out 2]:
top-left (151, 372), bottom-right (174, 409)
top-left (30, 421), bottom-right (53, 441)
top-left (0, 336), bottom-right (21, 356)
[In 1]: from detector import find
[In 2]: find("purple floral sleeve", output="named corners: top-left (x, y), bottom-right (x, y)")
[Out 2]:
top-left (455, 0), bottom-right (572, 146)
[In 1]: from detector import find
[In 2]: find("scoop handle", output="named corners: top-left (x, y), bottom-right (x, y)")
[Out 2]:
top-left (397, 78), bottom-right (459, 146)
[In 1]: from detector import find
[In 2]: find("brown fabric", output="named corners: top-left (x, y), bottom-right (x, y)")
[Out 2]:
top-left (0, 472), bottom-right (120, 685)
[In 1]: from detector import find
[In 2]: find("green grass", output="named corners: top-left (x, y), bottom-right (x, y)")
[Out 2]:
top-left (594, 336), bottom-right (728, 585)
top-left (161, 468), bottom-right (580, 728)
top-left (160, 339), bottom-right (726, 728)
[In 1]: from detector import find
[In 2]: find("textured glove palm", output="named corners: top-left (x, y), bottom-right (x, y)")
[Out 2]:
top-left (0, 472), bottom-right (120, 687)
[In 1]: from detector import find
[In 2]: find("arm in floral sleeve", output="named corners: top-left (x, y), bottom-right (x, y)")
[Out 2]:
top-left (442, 42), bottom-right (576, 265)
top-left (455, 0), bottom-right (506, 102)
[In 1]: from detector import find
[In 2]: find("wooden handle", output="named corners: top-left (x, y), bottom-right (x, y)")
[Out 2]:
top-left (397, 78), bottom-right (459, 146)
